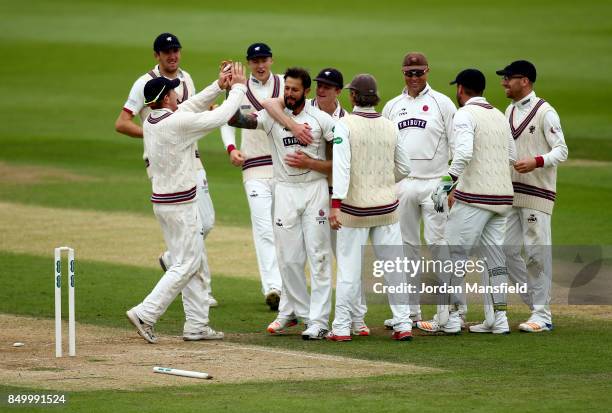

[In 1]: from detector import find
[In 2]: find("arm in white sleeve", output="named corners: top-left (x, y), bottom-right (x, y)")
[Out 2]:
top-left (508, 128), bottom-right (517, 165)
top-left (331, 122), bottom-right (351, 201)
top-left (394, 133), bottom-right (411, 182)
top-left (447, 110), bottom-right (474, 179)
top-left (221, 124), bottom-right (237, 151)
top-left (261, 97), bottom-right (294, 129)
top-left (381, 100), bottom-right (392, 120)
top-left (444, 98), bottom-right (458, 159)
top-left (540, 110), bottom-right (568, 167)
top-left (181, 84), bottom-right (247, 143)
top-left (178, 80), bottom-right (224, 113)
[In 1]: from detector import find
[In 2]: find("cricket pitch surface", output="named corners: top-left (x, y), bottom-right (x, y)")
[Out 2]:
top-left (0, 314), bottom-right (436, 391)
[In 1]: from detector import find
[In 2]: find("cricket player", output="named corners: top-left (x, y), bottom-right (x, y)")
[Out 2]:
top-left (382, 52), bottom-right (457, 326)
top-left (126, 63), bottom-right (247, 343)
top-left (229, 67), bottom-right (335, 340)
top-left (327, 74), bottom-right (413, 342)
top-left (115, 33), bottom-right (218, 307)
top-left (497, 60), bottom-right (568, 332)
top-left (219, 43), bottom-right (285, 311)
top-left (418, 69), bottom-right (517, 334)
top-left (262, 67), bottom-right (370, 336)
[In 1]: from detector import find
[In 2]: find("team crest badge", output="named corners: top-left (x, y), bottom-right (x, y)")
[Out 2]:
top-left (316, 210), bottom-right (327, 225)
top-left (527, 214), bottom-right (537, 224)
top-left (529, 126), bottom-right (536, 134)
top-left (422, 105), bottom-right (429, 112)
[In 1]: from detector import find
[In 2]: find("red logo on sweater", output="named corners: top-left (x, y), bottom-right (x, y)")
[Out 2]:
top-left (422, 105), bottom-right (429, 112)
top-left (319, 209), bottom-right (325, 217)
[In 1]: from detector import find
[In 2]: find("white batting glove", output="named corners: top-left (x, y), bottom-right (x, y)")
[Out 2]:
top-left (431, 176), bottom-right (457, 213)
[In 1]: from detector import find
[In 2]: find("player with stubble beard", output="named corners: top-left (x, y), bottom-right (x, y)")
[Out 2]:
top-left (497, 60), bottom-right (568, 333)
top-left (229, 68), bottom-right (335, 340)
top-left (261, 68), bottom-right (371, 337)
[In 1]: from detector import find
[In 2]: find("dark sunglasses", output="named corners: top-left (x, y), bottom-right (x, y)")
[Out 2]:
top-left (503, 75), bottom-right (525, 81)
top-left (403, 69), bottom-right (427, 78)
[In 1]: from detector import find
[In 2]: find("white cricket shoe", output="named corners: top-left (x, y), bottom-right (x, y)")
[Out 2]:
top-left (519, 320), bottom-right (553, 333)
top-left (266, 318), bottom-right (298, 335)
top-left (384, 313), bottom-right (422, 330)
top-left (183, 326), bottom-right (224, 341)
top-left (126, 309), bottom-right (158, 344)
top-left (208, 295), bottom-right (218, 308)
top-left (265, 289), bottom-right (281, 311)
top-left (301, 325), bottom-right (329, 340)
top-left (416, 312), bottom-right (462, 334)
top-left (383, 318), bottom-right (394, 330)
top-left (351, 322), bottom-right (370, 336)
top-left (469, 311), bottom-right (510, 334)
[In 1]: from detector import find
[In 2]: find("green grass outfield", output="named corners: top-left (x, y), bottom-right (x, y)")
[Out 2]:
top-left (1, 0), bottom-right (612, 411)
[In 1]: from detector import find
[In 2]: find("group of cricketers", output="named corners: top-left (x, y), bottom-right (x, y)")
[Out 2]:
top-left (116, 33), bottom-right (568, 344)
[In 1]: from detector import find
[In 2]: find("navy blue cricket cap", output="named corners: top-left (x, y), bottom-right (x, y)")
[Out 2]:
top-left (450, 68), bottom-right (486, 93)
top-left (144, 77), bottom-right (180, 105)
top-left (496, 60), bottom-right (537, 83)
top-left (246, 43), bottom-right (272, 60)
top-left (314, 68), bottom-right (344, 89)
top-left (154, 33), bottom-right (182, 52)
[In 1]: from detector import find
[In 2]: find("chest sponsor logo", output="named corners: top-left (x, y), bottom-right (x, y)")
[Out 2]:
top-left (397, 118), bottom-right (427, 130)
top-left (282, 136), bottom-right (307, 147)
top-left (240, 105), bottom-right (252, 110)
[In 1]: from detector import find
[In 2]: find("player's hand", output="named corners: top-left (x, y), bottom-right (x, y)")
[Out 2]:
top-left (291, 123), bottom-right (313, 145)
top-left (514, 157), bottom-right (537, 173)
top-left (230, 149), bottom-right (245, 167)
top-left (447, 189), bottom-right (456, 210)
top-left (329, 207), bottom-right (342, 230)
top-left (431, 176), bottom-right (457, 213)
top-left (285, 150), bottom-right (311, 169)
top-left (218, 60), bottom-right (233, 89)
top-left (229, 62), bottom-right (246, 87)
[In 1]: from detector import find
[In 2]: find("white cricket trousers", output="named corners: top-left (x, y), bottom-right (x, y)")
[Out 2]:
top-left (135, 201), bottom-right (210, 333)
top-left (396, 177), bottom-right (448, 318)
top-left (332, 223), bottom-right (412, 335)
top-left (504, 207), bottom-right (552, 324)
top-left (329, 197), bottom-right (367, 326)
top-left (440, 202), bottom-right (509, 319)
top-left (164, 168), bottom-right (214, 298)
top-left (244, 178), bottom-right (283, 295)
top-left (274, 179), bottom-right (332, 329)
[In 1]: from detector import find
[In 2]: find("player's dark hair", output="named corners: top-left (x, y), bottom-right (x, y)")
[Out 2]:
top-left (284, 67), bottom-right (311, 89)
top-left (462, 86), bottom-right (483, 97)
top-left (351, 90), bottom-right (381, 107)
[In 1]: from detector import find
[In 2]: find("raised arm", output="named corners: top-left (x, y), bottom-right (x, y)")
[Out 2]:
top-left (181, 63), bottom-right (248, 141)
top-left (178, 62), bottom-right (232, 113)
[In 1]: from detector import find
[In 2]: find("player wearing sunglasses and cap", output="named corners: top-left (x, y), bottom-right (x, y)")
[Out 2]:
top-left (497, 60), bottom-right (568, 333)
top-left (382, 52), bottom-right (458, 330)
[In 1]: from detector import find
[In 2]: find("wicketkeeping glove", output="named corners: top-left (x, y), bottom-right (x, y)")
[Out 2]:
top-left (431, 176), bottom-right (458, 213)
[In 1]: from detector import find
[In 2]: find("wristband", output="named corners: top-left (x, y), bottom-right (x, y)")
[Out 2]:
top-left (535, 156), bottom-right (544, 168)
top-left (331, 199), bottom-right (342, 209)
top-left (227, 144), bottom-right (236, 155)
